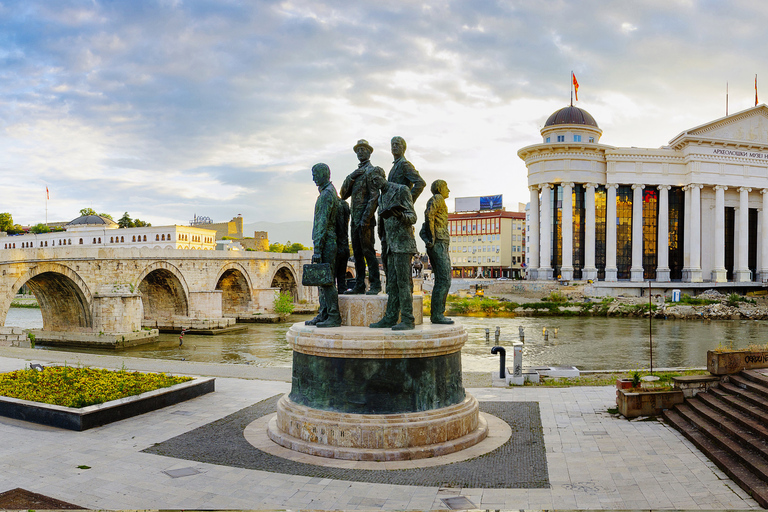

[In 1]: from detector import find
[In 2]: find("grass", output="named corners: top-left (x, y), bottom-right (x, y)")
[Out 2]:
top-left (527, 369), bottom-right (709, 387)
top-left (0, 365), bottom-right (192, 408)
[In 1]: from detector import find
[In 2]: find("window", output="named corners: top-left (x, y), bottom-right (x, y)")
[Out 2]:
top-left (161, 234), bottom-right (165, 241)
top-left (120, 236), bottom-right (124, 242)
top-left (98, 237), bottom-right (101, 243)
top-left (110, 237), bottom-right (114, 243)
top-left (557, 135), bottom-right (565, 142)
top-left (132, 236), bottom-right (136, 242)
top-left (79, 238), bottom-right (83, 244)
top-left (589, 137), bottom-right (595, 143)
top-left (143, 235), bottom-right (147, 241)
top-left (546, 137), bottom-right (550, 143)
top-left (156, 234), bottom-right (159, 241)
top-left (574, 135), bottom-right (582, 142)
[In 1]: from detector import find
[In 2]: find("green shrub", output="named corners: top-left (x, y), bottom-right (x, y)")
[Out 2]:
top-left (273, 291), bottom-right (295, 315)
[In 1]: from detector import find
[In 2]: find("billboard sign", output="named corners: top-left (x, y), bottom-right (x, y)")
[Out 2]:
top-left (455, 195), bottom-right (503, 212)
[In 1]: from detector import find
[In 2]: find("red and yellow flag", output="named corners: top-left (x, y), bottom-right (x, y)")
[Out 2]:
top-left (572, 72), bottom-right (579, 101)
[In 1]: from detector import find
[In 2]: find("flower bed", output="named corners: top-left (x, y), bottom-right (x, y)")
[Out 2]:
top-left (0, 366), bottom-right (214, 430)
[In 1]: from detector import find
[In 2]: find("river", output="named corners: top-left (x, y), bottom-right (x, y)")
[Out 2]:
top-left (5, 307), bottom-right (767, 371)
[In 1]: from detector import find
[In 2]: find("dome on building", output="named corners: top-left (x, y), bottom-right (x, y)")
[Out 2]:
top-left (65, 214), bottom-right (119, 228)
top-left (544, 106), bottom-right (599, 128)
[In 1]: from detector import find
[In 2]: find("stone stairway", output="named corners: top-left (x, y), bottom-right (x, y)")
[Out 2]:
top-left (663, 370), bottom-right (768, 507)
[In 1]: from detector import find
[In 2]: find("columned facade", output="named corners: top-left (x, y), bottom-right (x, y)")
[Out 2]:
top-left (518, 104), bottom-right (768, 284)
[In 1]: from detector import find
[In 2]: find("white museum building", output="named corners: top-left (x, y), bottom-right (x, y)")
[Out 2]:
top-left (518, 104), bottom-right (768, 285)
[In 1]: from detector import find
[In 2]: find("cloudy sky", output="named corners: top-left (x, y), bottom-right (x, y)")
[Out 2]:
top-left (2, 0), bottom-right (767, 229)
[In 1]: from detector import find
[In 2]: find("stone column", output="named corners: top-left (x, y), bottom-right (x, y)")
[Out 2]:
top-left (712, 185), bottom-right (728, 282)
top-left (527, 186), bottom-right (540, 281)
top-left (761, 189), bottom-right (768, 283)
top-left (735, 187), bottom-right (752, 282)
top-left (539, 184), bottom-right (553, 280)
top-left (682, 185), bottom-right (691, 280)
top-left (605, 184), bottom-right (618, 281)
top-left (583, 183), bottom-right (598, 281)
top-left (561, 182), bottom-right (574, 280)
top-left (630, 184), bottom-right (645, 281)
top-left (688, 184), bottom-right (703, 282)
top-left (656, 185), bottom-right (671, 282)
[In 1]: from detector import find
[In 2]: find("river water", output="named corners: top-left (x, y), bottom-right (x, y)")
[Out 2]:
top-left (6, 307), bottom-right (767, 371)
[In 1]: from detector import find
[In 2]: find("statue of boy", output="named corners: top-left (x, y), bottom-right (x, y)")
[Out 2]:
top-left (339, 139), bottom-right (385, 295)
top-left (420, 179), bottom-right (454, 324)
top-left (369, 172), bottom-right (418, 330)
top-left (305, 163), bottom-right (341, 328)
top-left (335, 198), bottom-right (351, 292)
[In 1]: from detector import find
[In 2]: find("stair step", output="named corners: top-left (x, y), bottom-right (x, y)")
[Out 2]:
top-left (673, 403), bottom-right (768, 484)
top-left (706, 388), bottom-right (768, 429)
top-left (664, 408), bottom-right (768, 508)
top-left (686, 396), bottom-right (768, 460)
top-left (719, 381), bottom-right (768, 410)
top-left (741, 369), bottom-right (768, 388)
top-left (730, 373), bottom-right (768, 400)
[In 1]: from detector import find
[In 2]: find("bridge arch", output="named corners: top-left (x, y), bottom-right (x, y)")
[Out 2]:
top-left (8, 263), bottom-right (93, 331)
top-left (215, 262), bottom-right (254, 317)
top-left (270, 263), bottom-right (299, 301)
top-left (135, 261), bottom-right (190, 320)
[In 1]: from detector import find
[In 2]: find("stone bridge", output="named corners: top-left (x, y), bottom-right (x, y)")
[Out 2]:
top-left (0, 247), bottom-right (315, 346)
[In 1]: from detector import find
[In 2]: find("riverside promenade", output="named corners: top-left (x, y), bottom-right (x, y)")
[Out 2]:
top-left (0, 346), bottom-right (759, 510)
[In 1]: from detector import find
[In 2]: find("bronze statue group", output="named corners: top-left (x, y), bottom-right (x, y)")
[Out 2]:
top-left (308, 137), bottom-right (453, 331)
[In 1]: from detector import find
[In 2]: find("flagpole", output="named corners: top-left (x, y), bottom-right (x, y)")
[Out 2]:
top-left (45, 186), bottom-right (48, 226)
top-left (570, 71), bottom-right (573, 107)
top-left (726, 82), bottom-right (729, 116)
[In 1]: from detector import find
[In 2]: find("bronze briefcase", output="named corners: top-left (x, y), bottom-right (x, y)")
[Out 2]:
top-left (302, 263), bottom-right (334, 286)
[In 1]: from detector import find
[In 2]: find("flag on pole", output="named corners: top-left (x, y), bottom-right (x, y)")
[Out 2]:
top-left (572, 72), bottom-right (579, 101)
top-left (756, 74), bottom-right (759, 106)
top-left (46, 186), bottom-right (49, 200)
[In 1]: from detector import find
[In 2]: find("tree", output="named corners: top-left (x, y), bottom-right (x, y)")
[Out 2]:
top-left (268, 242), bottom-right (286, 253)
top-left (283, 242), bottom-right (309, 253)
top-left (79, 208), bottom-right (97, 216)
top-left (133, 218), bottom-right (150, 227)
top-left (0, 213), bottom-right (13, 232)
top-left (29, 223), bottom-right (50, 234)
top-left (7, 224), bottom-right (24, 235)
top-left (118, 212), bottom-right (133, 228)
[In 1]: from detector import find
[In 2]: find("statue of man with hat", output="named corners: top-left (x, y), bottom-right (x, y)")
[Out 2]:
top-left (339, 139), bottom-right (386, 295)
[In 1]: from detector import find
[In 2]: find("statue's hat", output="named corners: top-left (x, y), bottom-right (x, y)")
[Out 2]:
top-left (353, 139), bottom-right (373, 152)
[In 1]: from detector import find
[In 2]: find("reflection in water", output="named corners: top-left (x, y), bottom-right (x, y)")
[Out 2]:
top-left (6, 307), bottom-right (768, 371)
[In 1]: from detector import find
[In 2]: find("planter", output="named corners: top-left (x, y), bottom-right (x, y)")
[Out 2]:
top-left (0, 376), bottom-right (214, 431)
top-left (707, 349), bottom-right (768, 375)
top-left (616, 378), bottom-right (635, 390)
top-left (616, 388), bottom-right (684, 419)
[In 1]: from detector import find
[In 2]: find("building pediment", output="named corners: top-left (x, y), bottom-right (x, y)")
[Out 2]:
top-left (669, 105), bottom-right (768, 149)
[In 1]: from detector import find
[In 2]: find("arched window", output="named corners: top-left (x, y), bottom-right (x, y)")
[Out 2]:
top-left (44, 241), bottom-right (48, 247)
top-left (110, 237), bottom-right (114, 243)
top-left (167, 233), bottom-right (170, 240)
top-left (68, 239), bottom-right (71, 245)
top-left (143, 235), bottom-right (147, 241)
top-left (161, 234), bottom-right (165, 241)
top-left (132, 236), bottom-right (136, 242)
top-left (156, 234), bottom-right (159, 241)
top-left (79, 238), bottom-right (83, 244)
top-left (98, 237), bottom-right (101, 243)
top-left (120, 236), bottom-right (124, 242)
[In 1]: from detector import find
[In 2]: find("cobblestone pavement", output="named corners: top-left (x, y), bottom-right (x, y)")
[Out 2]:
top-left (0, 348), bottom-right (760, 510)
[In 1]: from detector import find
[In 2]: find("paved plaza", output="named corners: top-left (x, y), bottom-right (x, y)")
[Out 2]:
top-left (0, 346), bottom-right (760, 510)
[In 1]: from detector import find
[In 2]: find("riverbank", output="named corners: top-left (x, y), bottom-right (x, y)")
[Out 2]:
top-left (444, 288), bottom-right (768, 320)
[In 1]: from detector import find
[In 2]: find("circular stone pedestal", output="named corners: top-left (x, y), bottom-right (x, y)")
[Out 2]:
top-left (267, 321), bottom-right (487, 461)
top-left (337, 293), bottom-right (423, 326)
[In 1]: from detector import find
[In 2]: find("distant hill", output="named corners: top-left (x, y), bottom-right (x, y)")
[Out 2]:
top-left (242, 221), bottom-right (313, 247)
